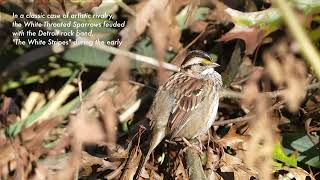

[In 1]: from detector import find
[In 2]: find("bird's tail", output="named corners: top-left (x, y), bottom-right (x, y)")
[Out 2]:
top-left (134, 129), bottom-right (166, 179)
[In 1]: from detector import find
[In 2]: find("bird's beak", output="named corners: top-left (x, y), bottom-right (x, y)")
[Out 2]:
top-left (211, 62), bottom-right (220, 68)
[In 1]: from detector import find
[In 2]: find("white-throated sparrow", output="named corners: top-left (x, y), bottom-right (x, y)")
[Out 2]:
top-left (135, 50), bottom-right (222, 178)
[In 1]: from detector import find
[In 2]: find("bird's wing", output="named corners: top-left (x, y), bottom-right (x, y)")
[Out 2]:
top-left (147, 86), bottom-right (176, 130)
top-left (162, 73), bottom-right (208, 138)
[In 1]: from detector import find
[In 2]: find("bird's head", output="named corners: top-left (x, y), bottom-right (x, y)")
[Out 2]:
top-left (180, 50), bottom-right (219, 78)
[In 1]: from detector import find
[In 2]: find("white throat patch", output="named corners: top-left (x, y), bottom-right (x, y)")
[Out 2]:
top-left (201, 67), bottom-right (214, 75)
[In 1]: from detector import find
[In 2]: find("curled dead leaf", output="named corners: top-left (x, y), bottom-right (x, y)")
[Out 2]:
top-left (241, 67), bottom-right (263, 107)
top-left (264, 41), bottom-right (307, 112)
top-left (218, 25), bottom-right (264, 54)
top-left (219, 153), bottom-right (259, 180)
top-left (274, 167), bottom-right (316, 180)
top-left (217, 127), bottom-right (249, 151)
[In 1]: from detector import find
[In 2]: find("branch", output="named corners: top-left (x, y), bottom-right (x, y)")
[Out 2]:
top-left (225, 0), bottom-right (320, 34)
top-left (213, 100), bottom-right (285, 126)
top-left (220, 82), bottom-right (320, 99)
top-left (185, 145), bottom-right (207, 180)
top-left (72, 37), bottom-right (179, 72)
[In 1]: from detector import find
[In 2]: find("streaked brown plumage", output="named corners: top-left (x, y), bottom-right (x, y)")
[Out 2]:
top-left (134, 50), bottom-right (222, 179)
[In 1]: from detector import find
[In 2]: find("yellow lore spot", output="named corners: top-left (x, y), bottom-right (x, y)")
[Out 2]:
top-left (201, 59), bottom-right (212, 65)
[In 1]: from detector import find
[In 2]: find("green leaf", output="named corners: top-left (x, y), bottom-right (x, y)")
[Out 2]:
top-left (176, 7), bottom-right (210, 29)
top-left (92, 0), bottom-right (119, 15)
top-left (273, 142), bottom-right (297, 167)
top-left (63, 46), bottom-right (112, 67)
top-left (290, 0), bottom-right (320, 15)
top-left (134, 38), bottom-right (154, 57)
top-left (5, 70), bottom-right (79, 137)
top-left (282, 132), bottom-right (320, 168)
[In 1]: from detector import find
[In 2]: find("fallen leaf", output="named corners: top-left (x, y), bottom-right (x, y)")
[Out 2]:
top-left (218, 24), bottom-right (264, 54)
top-left (219, 153), bottom-right (258, 180)
top-left (274, 167), bottom-right (316, 180)
top-left (217, 126), bottom-right (249, 151)
top-left (175, 157), bottom-right (189, 180)
top-left (218, 8), bottom-right (282, 54)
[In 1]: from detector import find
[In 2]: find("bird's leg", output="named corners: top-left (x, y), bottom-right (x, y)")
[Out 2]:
top-left (197, 136), bottom-right (206, 151)
top-left (181, 137), bottom-right (202, 154)
top-left (165, 139), bottom-right (178, 145)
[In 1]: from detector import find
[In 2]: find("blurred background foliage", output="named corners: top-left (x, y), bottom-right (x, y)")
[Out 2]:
top-left (0, 0), bottom-right (320, 179)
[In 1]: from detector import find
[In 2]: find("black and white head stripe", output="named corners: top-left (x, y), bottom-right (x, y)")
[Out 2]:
top-left (181, 50), bottom-right (213, 68)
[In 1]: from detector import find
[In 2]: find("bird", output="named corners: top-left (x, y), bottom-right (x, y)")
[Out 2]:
top-left (134, 50), bottom-right (222, 179)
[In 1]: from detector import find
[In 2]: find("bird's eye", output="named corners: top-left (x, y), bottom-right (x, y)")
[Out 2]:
top-left (183, 65), bottom-right (192, 70)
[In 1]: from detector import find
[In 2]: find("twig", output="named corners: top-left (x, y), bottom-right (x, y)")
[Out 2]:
top-left (213, 115), bottom-right (255, 126)
top-left (214, 100), bottom-right (285, 126)
top-left (77, 69), bottom-right (84, 103)
top-left (37, 85), bottom-right (77, 121)
top-left (273, 0), bottom-right (320, 79)
top-left (74, 37), bottom-right (179, 72)
top-left (220, 81), bottom-right (320, 99)
top-left (115, 0), bottom-right (136, 17)
top-left (119, 99), bottom-right (141, 123)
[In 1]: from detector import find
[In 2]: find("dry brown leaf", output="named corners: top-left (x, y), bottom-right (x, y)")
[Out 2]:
top-left (0, 143), bottom-right (16, 167)
top-left (47, 134), bottom-right (70, 156)
top-left (33, 0), bottom-right (102, 14)
top-left (33, 0), bottom-right (65, 14)
top-left (104, 161), bottom-right (126, 179)
top-left (80, 151), bottom-right (121, 177)
top-left (305, 118), bottom-right (319, 145)
top-left (264, 42), bottom-right (307, 112)
top-left (241, 67), bottom-right (263, 107)
top-left (207, 171), bottom-right (222, 180)
top-left (264, 52), bottom-right (285, 85)
top-left (38, 153), bottom-right (70, 171)
top-left (71, 111), bottom-right (106, 144)
top-left (217, 126), bottom-right (249, 151)
top-left (109, 142), bottom-right (132, 159)
top-left (205, 145), bottom-right (222, 180)
top-left (184, 0), bottom-right (200, 28)
top-left (218, 24), bottom-right (264, 54)
top-left (219, 153), bottom-right (258, 180)
top-left (149, 0), bottom-right (181, 84)
top-left (244, 96), bottom-right (274, 180)
top-left (175, 157), bottom-right (189, 180)
top-left (282, 56), bottom-right (307, 112)
top-left (97, 95), bottom-right (118, 146)
top-left (190, 21), bottom-right (208, 33)
top-left (0, 116), bottom-right (65, 179)
top-left (149, 169), bottom-right (164, 180)
top-left (23, 117), bottom-right (63, 156)
top-left (120, 145), bottom-right (142, 180)
top-left (274, 167), bottom-right (316, 180)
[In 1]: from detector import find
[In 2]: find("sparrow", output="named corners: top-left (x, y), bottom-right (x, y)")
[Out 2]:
top-left (135, 50), bottom-right (222, 178)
